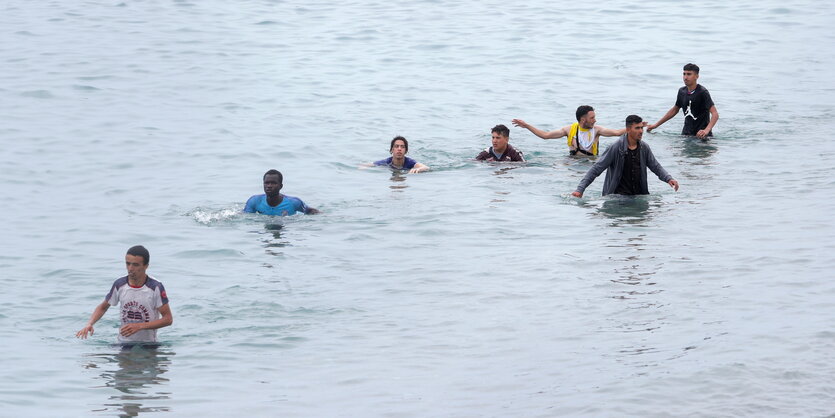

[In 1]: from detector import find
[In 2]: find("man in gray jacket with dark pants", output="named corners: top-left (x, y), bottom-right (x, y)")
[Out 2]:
top-left (572, 115), bottom-right (679, 197)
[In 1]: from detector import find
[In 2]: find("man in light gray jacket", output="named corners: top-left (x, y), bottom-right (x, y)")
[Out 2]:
top-left (572, 115), bottom-right (679, 197)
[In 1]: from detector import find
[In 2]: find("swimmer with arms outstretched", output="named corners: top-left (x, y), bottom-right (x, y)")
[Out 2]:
top-left (513, 105), bottom-right (625, 157)
top-left (363, 136), bottom-right (429, 173)
top-left (244, 169), bottom-right (319, 216)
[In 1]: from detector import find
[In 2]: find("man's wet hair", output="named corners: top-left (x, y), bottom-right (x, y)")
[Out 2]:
top-left (491, 124), bottom-right (510, 138)
top-left (683, 63), bottom-right (700, 74)
top-left (625, 114), bottom-right (643, 127)
top-left (127, 245), bottom-right (150, 265)
top-left (390, 136), bottom-right (408, 152)
top-left (263, 169), bottom-right (283, 183)
top-left (576, 105), bottom-right (594, 121)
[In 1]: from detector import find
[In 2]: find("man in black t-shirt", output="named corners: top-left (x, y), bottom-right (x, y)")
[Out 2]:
top-left (648, 63), bottom-right (719, 139)
top-left (572, 115), bottom-right (679, 197)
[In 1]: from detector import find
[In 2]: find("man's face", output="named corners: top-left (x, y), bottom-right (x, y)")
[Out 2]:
top-left (627, 123), bottom-right (644, 142)
top-left (491, 132), bottom-right (509, 151)
top-left (263, 174), bottom-right (282, 197)
top-left (682, 70), bottom-right (699, 87)
top-left (580, 111), bottom-right (596, 129)
top-left (125, 254), bottom-right (148, 282)
top-left (390, 140), bottom-right (407, 159)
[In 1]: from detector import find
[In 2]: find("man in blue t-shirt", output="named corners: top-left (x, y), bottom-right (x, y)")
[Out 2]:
top-left (372, 136), bottom-right (429, 173)
top-left (243, 169), bottom-right (319, 216)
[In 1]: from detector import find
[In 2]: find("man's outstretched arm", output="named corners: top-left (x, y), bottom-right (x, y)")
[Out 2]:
top-left (647, 106), bottom-right (679, 132)
top-left (512, 119), bottom-right (569, 140)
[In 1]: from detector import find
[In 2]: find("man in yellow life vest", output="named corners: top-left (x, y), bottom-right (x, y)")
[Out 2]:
top-left (512, 105), bottom-right (625, 156)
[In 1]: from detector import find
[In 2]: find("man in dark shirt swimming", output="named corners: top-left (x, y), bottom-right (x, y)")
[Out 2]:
top-left (572, 115), bottom-right (679, 197)
top-left (647, 63), bottom-right (719, 139)
top-left (244, 169), bottom-right (319, 216)
top-left (475, 124), bottom-right (525, 162)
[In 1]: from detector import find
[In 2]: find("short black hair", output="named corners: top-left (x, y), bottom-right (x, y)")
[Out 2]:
top-left (127, 245), bottom-right (150, 265)
top-left (263, 169), bottom-right (283, 183)
top-left (390, 136), bottom-right (408, 152)
top-left (625, 114), bottom-right (643, 127)
top-left (683, 63), bottom-right (700, 74)
top-left (575, 105), bottom-right (594, 122)
top-left (491, 124), bottom-right (509, 138)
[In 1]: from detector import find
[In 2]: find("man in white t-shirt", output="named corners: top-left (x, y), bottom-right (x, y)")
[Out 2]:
top-left (512, 105), bottom-right (625, 157)
top-left (76, 245), bottom-right (173, 343)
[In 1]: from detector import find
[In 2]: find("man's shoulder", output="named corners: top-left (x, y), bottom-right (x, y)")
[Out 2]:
top-left (374, 157), bottom-right (392, 166)
top-left (475, 149), bottom-right (490, 160)
top-left (112, 276), bottom-right (129, 288)
top-left (247, 194), bottom-right (265, 202)
top-left (144, 276), bottom-right (165, 290)
top-left (506, 144), bottom-right (523, 155)
top-left (282, 195), bottom-right (304, 204)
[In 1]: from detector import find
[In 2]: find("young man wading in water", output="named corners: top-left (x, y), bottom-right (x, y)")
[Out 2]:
top-left (572, 115), bottom-right (679, 197)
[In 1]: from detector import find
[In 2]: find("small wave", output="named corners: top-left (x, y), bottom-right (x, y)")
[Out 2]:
top-left (190, 207), bottom-right (240, 224)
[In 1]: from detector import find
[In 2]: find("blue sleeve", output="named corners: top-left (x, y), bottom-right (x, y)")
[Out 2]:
top-left (404, 157), bottom-right (417, 169)
top-left (243, 195), bottom-right (258, 213)
top-left (295, 198), bottom-right (310, 214)
top-left (373, 159), bottom-right (388, 166)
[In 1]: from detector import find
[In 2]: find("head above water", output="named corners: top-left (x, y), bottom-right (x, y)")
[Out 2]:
top-left (576, 105), bottom-right (596, 129)
top-left (625, 114), bottom-right (644, 142)
top-left (575, 105), bottom-right (594, 122)
top-left (683, 63), bottom-right (700, 74)
top-left (262, 169), bottom-right (283, 197)
top-left (126, 245), bottom-right (150, 265)
top-left (491, 124), bottom-right (509, 139)
top-left (263, 169), bottom-right (283, 183)
top-left (491, 124), bottom-right (510, 153)
top-left (625, 114), bottom-right (643, 128)
top-left (682, 63), bottom-right (700, 88)
top-left (390, 136), bottom-right (408, 153)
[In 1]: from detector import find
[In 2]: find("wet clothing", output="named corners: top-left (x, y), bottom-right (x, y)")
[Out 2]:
top-left (374, 156), bottom-right (418, 170)
top-left (676, 84), bottom-right (715, 136)
top-left (614, 145), bottom-right (643, 195)
top-left (244, 194), bottom-right (310, 216)
top-left (567, 123), bottom-right (599, 156)
top-left (575, 135), bottom-right (673, 196)
top-left (475, 144), bottom-right (525, 162)
top-left (105, 275), bottom-right (169, 343)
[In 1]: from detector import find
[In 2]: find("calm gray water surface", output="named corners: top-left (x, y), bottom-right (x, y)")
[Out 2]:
top-left (2, 0), bottom-right (835, 416)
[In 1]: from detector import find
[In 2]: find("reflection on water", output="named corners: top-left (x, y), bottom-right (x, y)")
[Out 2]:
top-left (677, 136), bottom-right (719, 161)
top-left (491, 164), bottom-right (523, 177)
top-left (259, 223), bottom-right (289, 257)
top-left (84, 345), bottom-right (174, 417)
top-left (600, 229), bottom-right (666, 367)
top-left (389, 170), bottom-right (408, 190)
top-left (592, 195), bottom-right (654, 226)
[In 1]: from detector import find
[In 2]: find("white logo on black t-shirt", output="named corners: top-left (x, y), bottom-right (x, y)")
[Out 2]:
top-left (684, 100), bottom-right (697, 120)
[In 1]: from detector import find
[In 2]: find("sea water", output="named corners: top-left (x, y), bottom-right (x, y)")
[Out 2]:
top-left (1, 0), bottom-right (834, 416)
